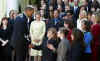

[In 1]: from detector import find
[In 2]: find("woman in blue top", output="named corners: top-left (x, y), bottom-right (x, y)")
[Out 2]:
top-left (81, 20), bottom-right (93, 61)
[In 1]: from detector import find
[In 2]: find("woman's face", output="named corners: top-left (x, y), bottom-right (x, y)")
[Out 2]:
top-left (81, 22), bottom-right (86, 30)
top-left (40, 10), bottom-right (44, 17)
top-left (47, 31), bottom-right (54, 39)
top-left (91, 14), bottom-right (96, 23)
top-left (2, 19), bottom-right (8, 25)
top-left (80, 12), bottom-right (85, 19)
top-left (36, 14), bottom-right (41, 21)
top-left (64, 23), bottom-right (69, 28)
top-left (88, 14), bottom-right (91, 20)
top-left (65, 6), bottom-right (70, 11)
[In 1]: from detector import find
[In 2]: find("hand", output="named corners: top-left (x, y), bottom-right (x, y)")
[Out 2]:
top-left (2, 40), bottom-right (8, 46)
top-left (29, 44), bottom-right (34, 48)
top-left (34, 40), bottom-right (40, 43)
top-left (47, 44), bottom-right (55, 51)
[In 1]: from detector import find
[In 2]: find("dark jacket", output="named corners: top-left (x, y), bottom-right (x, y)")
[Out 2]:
top-left (11, 13), bottom-right (31, 56)
top-left (47, 18), bottom-right (64, 30)
top-left (68, 41), bottom-right (85, 61)
top-left (72, 6), bottom-right (79, 23)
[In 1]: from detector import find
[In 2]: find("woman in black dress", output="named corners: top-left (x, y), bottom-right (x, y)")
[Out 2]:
top-left (0, 17), bottom-right (12, 61)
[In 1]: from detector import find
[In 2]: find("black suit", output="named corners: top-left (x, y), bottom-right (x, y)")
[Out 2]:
top-left (72, 6), bottom-right (79, 26)
top-left (47, 18), bottom-right (64, 30)
top-left (11, 13), bottom-right (32, 61)
top-left (89, 1), bottom-right (100, 10)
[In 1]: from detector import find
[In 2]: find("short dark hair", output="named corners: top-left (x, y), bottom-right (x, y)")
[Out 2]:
top-left (65, 10), bottom-right (73, 15)
top-left (71, 28), bottom-right (85, 47)
top-left (58, 27), bottom-right (69, 37)
top-left (64, 19), bottom-right (74, 29)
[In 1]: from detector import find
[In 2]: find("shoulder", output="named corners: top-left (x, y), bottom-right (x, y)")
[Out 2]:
top-left (30, 21), bottom-right (36, 25)
top-left (92, 24), bottom-right (100, 29)
top-left (16, 14), bottom-right (24, 19)
top-left (41, 21), bottom-right (45, 24)
top-left (61, 39), bottom-right (70, 46)
top-left (15, 14), bottom-right (24, 22)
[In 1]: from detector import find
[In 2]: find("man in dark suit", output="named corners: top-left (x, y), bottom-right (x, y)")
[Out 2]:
top-left (47, 10), bottom-right (64, 30)
top-left (11, 5), bottom-right (34, 61)
top-left (73, 0), bottom-right (79, 26)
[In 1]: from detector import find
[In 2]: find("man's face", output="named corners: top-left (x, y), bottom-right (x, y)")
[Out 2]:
top-left (54, 11), bottom-right (59, 18)
top-left (82, 0), bottom-right (88, 6)
top-left (26, 9), bottom-right (34, 17)
top-left (67, 13), bottom-right (72, 19)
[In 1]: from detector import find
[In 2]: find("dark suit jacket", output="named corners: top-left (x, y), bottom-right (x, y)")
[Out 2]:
top-left (72, 6), bottom-right (79, 21)
top-left (89, 1), bottom-right (100, 10)
top-left (11, 13), bottom-right (31, 56)
top-left (47, 18), bottom-right (64, 30)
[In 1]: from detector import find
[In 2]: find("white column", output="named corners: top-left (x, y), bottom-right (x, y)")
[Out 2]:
top-left (6, 0), bottom-right (19, 17)
top-left (0, 0), bottom-right (6, 25)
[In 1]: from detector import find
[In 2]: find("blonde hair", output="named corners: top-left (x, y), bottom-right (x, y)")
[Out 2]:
top-left (79, 10), bottom-right (87, 19)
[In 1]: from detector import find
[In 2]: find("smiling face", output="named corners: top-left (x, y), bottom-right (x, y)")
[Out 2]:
top-left (54, 10), bottom-right (59, 18)
top-left (36, 14), bottom-right (41, 21)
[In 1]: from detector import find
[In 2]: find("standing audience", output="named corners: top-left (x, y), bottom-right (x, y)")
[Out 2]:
top-left (1, 0), bottom-right (100, 61)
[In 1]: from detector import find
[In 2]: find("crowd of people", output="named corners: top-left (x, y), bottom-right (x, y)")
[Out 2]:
top-left (0, 0), bottom-right (100, 61)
